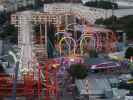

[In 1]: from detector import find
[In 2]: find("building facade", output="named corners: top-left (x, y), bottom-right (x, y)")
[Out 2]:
top-left (0, 0), bottom-right (35, 12)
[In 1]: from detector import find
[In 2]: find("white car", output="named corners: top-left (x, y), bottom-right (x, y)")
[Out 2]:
top-left (118, 74), bottom-right (132, 82)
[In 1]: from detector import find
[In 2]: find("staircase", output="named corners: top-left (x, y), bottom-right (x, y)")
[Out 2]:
top-left (33, 44), bottom-right (48, 64)
top-left (0, 74), bottom-right (27, 97)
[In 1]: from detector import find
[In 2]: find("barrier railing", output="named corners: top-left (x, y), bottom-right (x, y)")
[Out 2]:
top-left (0, 73), bottom-right (35, 97)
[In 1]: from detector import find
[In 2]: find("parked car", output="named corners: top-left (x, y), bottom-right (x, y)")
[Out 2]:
top-left (118, 74), bottom-right (132, 82)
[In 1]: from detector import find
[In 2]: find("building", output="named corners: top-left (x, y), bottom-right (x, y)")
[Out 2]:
top-left (0, 0), bottom-right (5, 4)
top-left (0, 0), bottom-right (35, 12)
top-left (0, 0), bottom-right (11, 12)
top-left (0, 5), bottom-right (4, 12)
top-left (13, 0), bottom-right (35, 8)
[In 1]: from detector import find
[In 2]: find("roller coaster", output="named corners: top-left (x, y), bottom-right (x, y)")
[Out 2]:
top-left (0, 5), bottom-right (118, 100)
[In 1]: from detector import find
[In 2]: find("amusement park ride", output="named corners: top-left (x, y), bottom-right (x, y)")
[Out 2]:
top-left (0, 6), bottom-right (118, 100)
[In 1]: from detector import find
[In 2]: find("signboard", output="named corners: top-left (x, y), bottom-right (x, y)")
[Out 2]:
top-left (44, 4), bottom-right (50, 12)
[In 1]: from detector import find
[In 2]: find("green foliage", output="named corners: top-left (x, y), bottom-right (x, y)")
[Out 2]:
top-left (0, 64), bottom-right (5, 73)
top-left (125, 47), bottom-right (133, 59)
top-left (95, 18), bottom-right (104, 25)
top-left (0, 12), bottom-right (8, 25)
top-left (89, 49), bottom-right (98, 58)
top-left (84, 1), bottom-right (118, 9)
top-left (69, 64), bottom-right (88, 79)
top-left (95, 15), bottom-right (117, 26)
top-left (0, 24), bottom-right (18, 43)
top-left (118, 81), bottom-right (133, 90)
top-left (95, 15), bottom-right (133, 39)
top-left (129, 62), bottom-right (133, 72)
top-left (33, 23), bottom-right (56, 58)
top-left (0, 12), bottom-right (18, 43)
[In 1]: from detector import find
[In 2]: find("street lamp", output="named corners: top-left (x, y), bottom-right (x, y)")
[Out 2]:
top-left (9, 51), bottom-right (19, 100)
top-left (112, 0), bottom-right (115, 25)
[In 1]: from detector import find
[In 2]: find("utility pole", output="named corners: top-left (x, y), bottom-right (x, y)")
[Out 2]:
top-left (9, 51), bottom-right (19, 100)
top-left (45, 21), bottom-right (48, 56)
top-left (112, 0), bottom-right (115, 25)
top-left (12, 62), bottom-right (19, 100)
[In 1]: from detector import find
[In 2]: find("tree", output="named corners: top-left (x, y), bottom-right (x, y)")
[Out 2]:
top-left (125, 47), bottom-right (133, 59)
top-left (118, 81), bottom-right (133, 90)
top-left (95, 18), bottom-right (104, 25)
top-left (0, 12), bottom-right (8, 26)
top-left (0, 12), bottom-right (18, 44)
top-left (0, 24), bottom-right (18, 43)
top-left (0, 64), bottom-right (5, 73)
top-left (84, 1), bottom-right (118, 9)
top-left (95, 15), bottom-right (133, 40)
top-left (47, 23), bottom-right (56, 58)
top-left (69, 64), bottom-right (88, 79)
top-left (89, 49), bottom-right (98, 58)
top-left (129, 62), bottom-right (133, 72)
